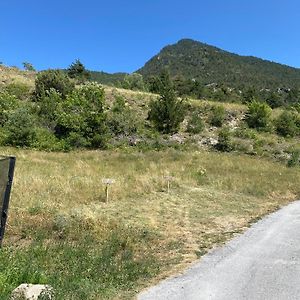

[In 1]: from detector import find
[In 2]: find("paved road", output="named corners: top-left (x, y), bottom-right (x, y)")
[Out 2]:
top-left (138, 201), bottom-right (300, 300)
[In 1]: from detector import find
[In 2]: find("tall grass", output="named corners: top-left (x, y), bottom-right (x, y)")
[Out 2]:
top-left (1, 147), bottom-right (300, 299)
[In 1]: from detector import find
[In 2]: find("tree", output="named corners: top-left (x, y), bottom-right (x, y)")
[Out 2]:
top-left (23, 62), bottom-right (35, 71)
top-left (266, 92), bottom-right (284, 108)
top-left (54, 83), bottom-right (108, 148)
top-left (275, 110), bottom-right (299, 137)
top-left (67, 59), bottom-right (90, 82)
top-left (215, 127), bottom-right (233, 152)
top-left (209, 105), bottom-right (225, 127)
top-left (245, 101), bottom-right (272, 131)
top-left (35, 69), bottom-right (75, 99)
top-left (148, 71), bottom-right (186, 134)
top-left (122, 73), bottom-right (146, 91)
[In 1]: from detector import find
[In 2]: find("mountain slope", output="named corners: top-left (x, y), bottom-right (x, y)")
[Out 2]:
top-left (89, 70), bottom-right (127, 85)
top-left (138, 39), bottom-right (300, 89)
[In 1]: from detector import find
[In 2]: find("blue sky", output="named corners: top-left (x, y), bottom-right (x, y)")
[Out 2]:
top-left (1, 0), bottom-right (300, 73)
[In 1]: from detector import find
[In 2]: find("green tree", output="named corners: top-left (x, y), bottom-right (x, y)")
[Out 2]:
top-left (209, 105), bottom-right (225, 127)
top-left (245, 101), bottom-right (272, 131)
top-left (4, 107), bottom-right (36, 147)
top-left (266, 92), bottom-right (284, 108)
top-left (148, 71), bottom-right (186, 134)
top-left (122, 73), bottom-right (146, 91)
top-left (35, 69), bottom-right (74, 99)
top-left (215, 127), bottom-right (233, 152)
top-left (22, 62), bottom-right (35, 71)
top-left (0, 91), bottom-right (19, 126)
top-left (67, 59), bottom-right (90, 83)
top-left (107, 95), bottom-right (141, 136)
top-left (55, 83), bottom-right (107, 148)
top-left (275, 110), bottom-right (299, 137)
top-left (186, 111), bottom-right (205, 134)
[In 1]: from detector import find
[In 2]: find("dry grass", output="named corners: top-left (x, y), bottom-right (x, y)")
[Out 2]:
top-left (0, 65), bottom-right (35, 87)
top-left (2, 147), bottom-right (300, 293)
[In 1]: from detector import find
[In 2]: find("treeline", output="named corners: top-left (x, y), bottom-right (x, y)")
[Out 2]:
top-left (117, 72), bottom-right (300, 109)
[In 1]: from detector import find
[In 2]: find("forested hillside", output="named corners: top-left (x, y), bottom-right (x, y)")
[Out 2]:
top-left (138, 39), bottom-right (300, 89)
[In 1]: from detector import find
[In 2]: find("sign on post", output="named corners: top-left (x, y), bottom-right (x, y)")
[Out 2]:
top-left (102, 178), bottom-right (115, 203)
top-left (0, 156), bottom-right (16, 247)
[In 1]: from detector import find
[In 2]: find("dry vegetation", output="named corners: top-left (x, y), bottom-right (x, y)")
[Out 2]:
top-left (1, 147), bottom-right (300, 298)
top-left (0, 65), bottom-right (35, 87)
top-left (1, 66), bottom-right (300, 298)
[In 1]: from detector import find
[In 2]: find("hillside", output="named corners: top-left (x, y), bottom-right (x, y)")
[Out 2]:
top-left (2, 63), bottom-right (300, 299)
top-left (89, 70), bottom-right (127, 85)
top-left (138, 39), bottom-right (300, 89)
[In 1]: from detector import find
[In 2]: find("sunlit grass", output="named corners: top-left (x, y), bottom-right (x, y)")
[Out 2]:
top-left (1, 147), bottom-right (300, 299)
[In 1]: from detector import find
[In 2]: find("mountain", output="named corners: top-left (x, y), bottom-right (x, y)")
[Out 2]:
top-left (89, 71), bottom-right (127, 85)
top-left (137, 39), bottom-right (300, 89)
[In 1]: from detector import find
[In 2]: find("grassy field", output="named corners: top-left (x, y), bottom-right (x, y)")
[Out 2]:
top-left (0, 147), bottom-right (300, 299)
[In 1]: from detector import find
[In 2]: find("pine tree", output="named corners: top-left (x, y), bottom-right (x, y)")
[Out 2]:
top-left (67, 59), bottom-right (90, 83)
top-left (148, 71), bottom-right (186, 134)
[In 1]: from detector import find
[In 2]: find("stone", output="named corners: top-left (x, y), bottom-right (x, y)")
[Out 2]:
top-left (10, 284), bottom-right (54, 300)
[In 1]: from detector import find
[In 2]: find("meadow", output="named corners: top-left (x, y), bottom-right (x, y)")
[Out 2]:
top-left (1, 147), bottom-right (300, 299)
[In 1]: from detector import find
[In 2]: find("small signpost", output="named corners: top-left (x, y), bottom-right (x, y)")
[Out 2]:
top-left (164, 175), bottom-right (175, 194)
top-left (0, 156), bottom-right (16, 247)
top-left (102, 178), bottom-right (115, 203)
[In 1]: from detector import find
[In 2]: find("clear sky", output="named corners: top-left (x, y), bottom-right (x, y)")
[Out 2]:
top-left (1, 0), bottom-right (300, 73)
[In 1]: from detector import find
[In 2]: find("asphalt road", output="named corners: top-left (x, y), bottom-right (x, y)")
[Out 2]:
top-left (138, 201), bottom-right (300, 300)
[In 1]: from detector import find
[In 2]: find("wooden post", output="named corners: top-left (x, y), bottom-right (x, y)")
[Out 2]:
top-left (105, 184), bottom-right (109, 203)
top-left (164, 175), bottom-right (174, 194)
top-left (102, 178), bottom-right (115, 203)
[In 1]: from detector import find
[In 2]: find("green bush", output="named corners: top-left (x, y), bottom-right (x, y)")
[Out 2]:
top-left (55, 83), bottom-right (108, 148)
top-left (245, 101), bottom-right (272, 131)
top-left (122, 73), bottom-right (146, 91)
top-left (215, 127), bottom-right (233, 152)
top-left (4, 107), bottom-right (36, 147)
top-left (3, 82), bottom-right (32, 100)
top-left (32, 127), bottom-right (68, 151)
top-left (35, 69), bottom-right (74, 99)
top-left (209, 105), bottom-right (225, 127)
top-left (107, 95), bottom-right (141, 136)
top-left (0, 91), bottom-right (19, 126)
top-left (38, 89), bottom-right (62, 131)
top-left (287, 150), bottom-right (300, 167)
top-left (275, 110), bottom-right (299, 137)
top-left (186, 111), bottom-right (205, 134)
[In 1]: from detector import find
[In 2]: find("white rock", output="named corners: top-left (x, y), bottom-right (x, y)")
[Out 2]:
top-left (10, 284), bottom-right (54, 300)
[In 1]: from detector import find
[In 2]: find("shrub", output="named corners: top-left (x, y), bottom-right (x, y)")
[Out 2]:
top-left (287, 150), bottom-right (300, 167)
top-left (0, 91), bottom-right (19, 125)
top-left (209, 105), bottom-right (225, 127)
top-left (54, 83), bottom-right (108, 148)
top-left (37, 89), bottom-right (62, 131)
top-left (148, 72), bottom-right (186, 134)
top-left (275, 110), bottom-right (299, 137)
top-left (215, 127), bottom-right (233, 152)
top-left (4, 82), bottom-right (32, 100)
top-left (32, 127), bottom-right (68, 151)
top-left (186, 111), bottom-right (205, 134)
top-left (107, 95), bottom-right (141, 136)
top-left (4, 107), bottom-right (36, 147)
top-left (35, 69), bottom-right (74, 99)
top-left (122, 73), bottom-right (146, 91)
top-left (245, 101), bottom-right (272, 131)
